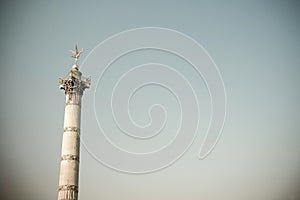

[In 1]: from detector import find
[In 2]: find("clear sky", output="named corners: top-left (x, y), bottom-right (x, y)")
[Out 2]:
top-left (0, 1), bottom-right (300, 200)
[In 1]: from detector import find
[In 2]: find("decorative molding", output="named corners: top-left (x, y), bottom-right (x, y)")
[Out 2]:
top-left (66, 101), bottom-right (81, 106)
top-left (58, 185), bottom-right (78, 192)
top-left (63, 126), bottom-right (80, 133)
top-left (61, 154), bottom-right (79, 162)
top-left (58, 184), bottom-right (78, 199)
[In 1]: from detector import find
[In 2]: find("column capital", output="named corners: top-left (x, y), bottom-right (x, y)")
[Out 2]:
top-left (59, 69), bottom-right (90, 95)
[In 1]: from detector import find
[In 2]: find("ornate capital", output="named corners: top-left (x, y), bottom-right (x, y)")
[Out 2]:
top-left (59, 69), bottom-right (90, 95)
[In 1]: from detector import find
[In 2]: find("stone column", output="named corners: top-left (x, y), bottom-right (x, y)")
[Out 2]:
top-left (58, 67), bottom-right (90, 200)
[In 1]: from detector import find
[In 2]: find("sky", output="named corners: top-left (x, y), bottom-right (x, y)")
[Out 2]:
top-left (0, 1), bottom-right (300, 200)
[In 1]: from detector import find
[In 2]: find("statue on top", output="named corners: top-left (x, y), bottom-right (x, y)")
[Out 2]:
top-left (70, 45), bottom-right (84, 67)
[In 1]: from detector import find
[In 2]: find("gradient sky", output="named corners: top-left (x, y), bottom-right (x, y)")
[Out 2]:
top-left (1, 1), bottom-right (300, 200)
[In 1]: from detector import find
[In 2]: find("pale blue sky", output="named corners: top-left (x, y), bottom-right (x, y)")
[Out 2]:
top-left (0, 1), bottom-right (300, 200)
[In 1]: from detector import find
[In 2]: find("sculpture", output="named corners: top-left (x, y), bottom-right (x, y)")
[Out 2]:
top-left (70, 45), bottom-right (84, 66)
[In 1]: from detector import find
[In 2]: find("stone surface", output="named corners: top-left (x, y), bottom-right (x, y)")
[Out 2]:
top-left (58, 68), bottom-right (90, 200)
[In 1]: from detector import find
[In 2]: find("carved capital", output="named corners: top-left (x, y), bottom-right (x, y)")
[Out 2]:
top-left (59, 69), bottom-right (90, 95)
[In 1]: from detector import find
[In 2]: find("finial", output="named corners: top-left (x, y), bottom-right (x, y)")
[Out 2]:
top-left (70, 45), bottom-right (84, 69)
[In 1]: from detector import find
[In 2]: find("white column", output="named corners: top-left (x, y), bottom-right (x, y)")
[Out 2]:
top-left (58, 65), bottom-right (90, 200)
top-left (58, 92), bottom-right (82, 200)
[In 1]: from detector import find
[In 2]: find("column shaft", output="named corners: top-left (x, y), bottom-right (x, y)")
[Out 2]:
top-left (58, 92), bottom-right (82, 200)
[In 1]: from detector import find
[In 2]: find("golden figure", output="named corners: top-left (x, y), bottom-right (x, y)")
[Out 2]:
top-left (70, 45), bottom-right (84, 66)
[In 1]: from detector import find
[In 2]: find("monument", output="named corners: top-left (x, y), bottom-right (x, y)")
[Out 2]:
top-left (57, 45), bottom-right (90, 200)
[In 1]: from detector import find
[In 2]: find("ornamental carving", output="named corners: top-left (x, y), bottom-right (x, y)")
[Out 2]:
top-left (61, 154), bottom-right (79, 162)
top-left (59, 69), bottom-right (90, 95)
top-left (58, 184), bottom-right (78, 192)
top-left (63, 126), bottom-right (80, 133)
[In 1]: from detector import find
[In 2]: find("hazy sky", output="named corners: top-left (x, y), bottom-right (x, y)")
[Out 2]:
top-left (1, 1), bottom-right (300, 200)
